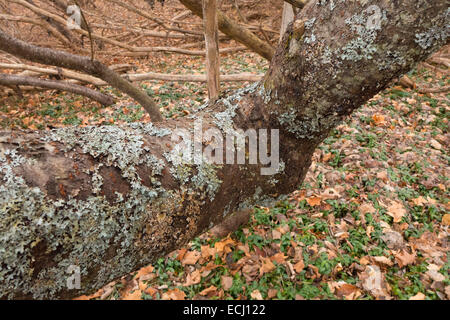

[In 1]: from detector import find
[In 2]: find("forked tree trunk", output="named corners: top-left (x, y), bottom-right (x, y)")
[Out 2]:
top-left (0, 0), bottom-right (447, 299)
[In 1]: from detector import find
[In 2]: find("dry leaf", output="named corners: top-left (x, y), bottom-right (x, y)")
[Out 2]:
top-left (270, 252), bottom-right (287, 264)
top-left (386, 201), bottom-right (406, 223)
top-left (293, 259), bottom-right (305, 273)
top-left (359, 265), bottom-right (391, 299)
top-left (335, 282), bottom-right (359, 299)
top-left (442, 214), bottom-right (450, 226)
top-left (135, 265), bottom-right (154, 280)
top-left (122, 289), bottom-right (142, 300)
top-left (214, 238), bottom-right (235, 253)
top-left (162, 288), bottom-right (186, 300)
top-left (183, 269), bottom-right (201, 286)
top-left (393, 249), bottom-right (416, 267)
top-left (182, 251), bottom-right (201, 266)
top-left (199, 285), bottom-right (217, 296)
top-left (221, 276), bottom-right (233, 291)
top-left (372, 114), bottom-right (386, 125)
top-left (426, 264), bottom-right (445, 282)
top-left (201, 245), bottom-right (216, 259)
top-left (250, 290), bottom-right (263, 300)
top-left (360, 203), bottom-right (376, 214)
top-left (272, 229), bottom-right (281, 240)
top-left (372, 256), bottom-right (394, 267)
top-left (267, 289), bottom-right (278, 299)
top-left (409, 292), bottom-right (426, 300)
top-left (306, 196), bottom-right (321, 207)
top-left (259, 257), bottom-right (275, 276)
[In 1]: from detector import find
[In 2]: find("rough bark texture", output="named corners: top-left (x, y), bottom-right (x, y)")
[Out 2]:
top-left (180, 0), bottom-right (275, 60)
top-left (203, 0), bottom-right (221, 100)
top-left (0, 0), bottom-right (447, 299)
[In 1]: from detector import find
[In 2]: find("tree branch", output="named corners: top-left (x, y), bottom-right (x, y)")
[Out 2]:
top-left (0, 29), bottom-right (163, 121)
top-left (0, 74), bottom-right (114, 105)
top-left (179, 0), bottom-right (275, 60)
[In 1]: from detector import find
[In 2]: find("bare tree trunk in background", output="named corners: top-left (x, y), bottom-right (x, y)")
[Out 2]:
top-left (280, 2), bottom-right (295, 41)
top-left (0, 0), bottom-right (447, 299)
top-left (203, 0), bottom-right (220, 100)
top-left (180, 0), bottom-right (275, 60)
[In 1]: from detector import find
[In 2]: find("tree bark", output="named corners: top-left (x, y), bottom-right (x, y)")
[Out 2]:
top-left (284, 0), bottom-right (308, 10)
top-left (179, 0), bottom-right (275, 60)
top-left (0, 30), bottom-right (163, 122)
top-left (280, 2), bottom-right (295, 41)
top-left (203, 0), bottom-right (221, 100)
top-left (0, 0), bottom-right (447, 299)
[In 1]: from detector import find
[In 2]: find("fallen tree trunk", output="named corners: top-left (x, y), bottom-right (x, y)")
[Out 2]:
top-left (0, 0), bottom-right (447, 299)
top-left (0, 74), bottom-right (114, 105)
top-left (0, 63), bottom-right (263, 85)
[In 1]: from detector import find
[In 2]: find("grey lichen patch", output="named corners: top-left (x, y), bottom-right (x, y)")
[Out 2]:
top-left (415, 23), bottom-right (449, 50)
top-left (91, 164), bottom-right (104, 195)
top-left (213, 82), bottom-right (259, 134)
top-left (191, 161), bottom-right (223, 201)
top-left (339, 5), bottom-right (387, 62)
top-left (0, 123), bottom-right (188, 298)
top-left (164, 142), bottom-right (222, 202)
top-left (378, 50), bottom-right (407, 71)
top-left (277, 109), bottom-right (341, 140)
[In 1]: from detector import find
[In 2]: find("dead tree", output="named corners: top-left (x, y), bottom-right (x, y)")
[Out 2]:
top-left (0, 0), bottom-right (447, 299)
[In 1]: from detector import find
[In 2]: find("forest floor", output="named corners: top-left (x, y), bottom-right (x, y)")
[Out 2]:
top-left (0, 1), bottom-right (448, 301)
top-left (2, 51), bottom-right (448, 301)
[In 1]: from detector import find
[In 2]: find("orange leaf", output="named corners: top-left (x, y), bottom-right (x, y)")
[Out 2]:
top-left (214, 238), bottom-right (235, 253)
top-left (386, 201), bottom-right (406, 223)
top-left (372, 114), bottom-right (386, 125)
top-left (182, 250), bottom-right (201, 266)
top-left (199, 285), bottom-right (217, 296)
top-left (122, 289), bottom-right (142, 300)
top-left (183, 269), bottom-right (201, 286)
top-left (293, 259), bottom-right (305, 273)
top-left (221, 276), bottom-right (233, 291)
top-left (259, 257), bottom-right (275, 276)
top-left (393, 249), bottom-right (416, 267)
top-left (306, 196), bottom-right (321, 207)
top-left (270, 253), bottom-right (287, 264)
top-left (164, 288), bottom-right (186, 300)
top-left (135, 265), bottom-right (154, 280)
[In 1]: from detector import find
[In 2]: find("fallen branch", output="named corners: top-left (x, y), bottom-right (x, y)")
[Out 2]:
top-left (0, 30), bottom-right (163, 121)
top-left (0, 63), bottom-right (263, 85)
top-left (0, 74), bottom-right (114, 105)
top-left (124, 72), bottom-right (263, 83)
top-left (103, 46), bottom-right (247, 57)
